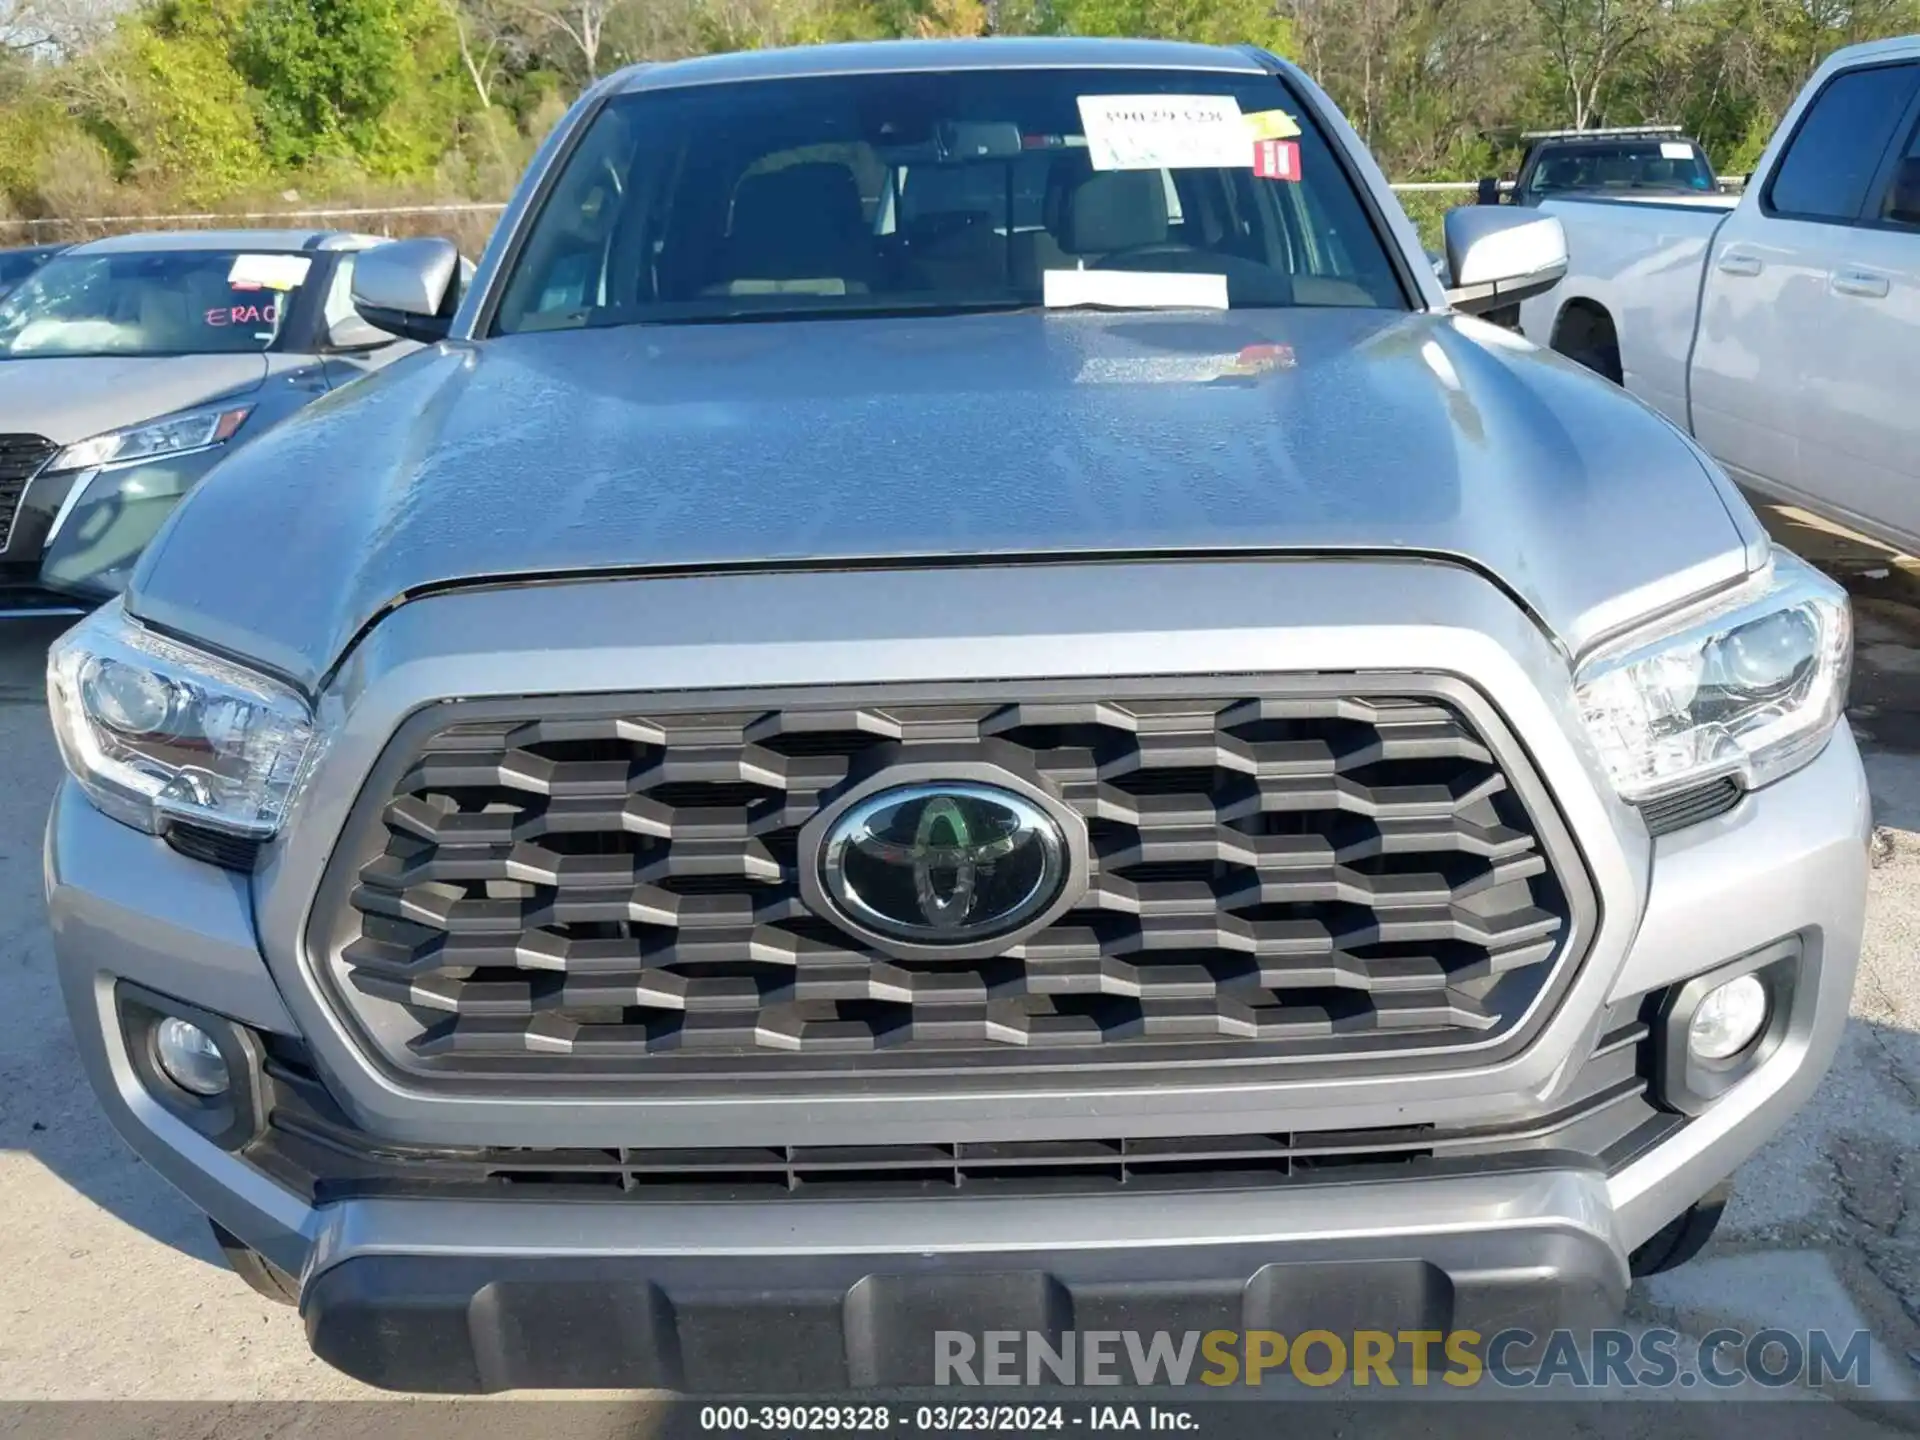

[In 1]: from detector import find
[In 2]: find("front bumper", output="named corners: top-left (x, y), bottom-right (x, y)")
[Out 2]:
top-left (39, 449), bottom-right (229, 600)
top-left (46, 723), bottom-right (1869, 1391)
top-left (45, 560), bottom-right (1871, 1393)
top-left (301, 1172), bottom-right (1622, 1392)
top-left (3, 447), bottom-right (228, 604)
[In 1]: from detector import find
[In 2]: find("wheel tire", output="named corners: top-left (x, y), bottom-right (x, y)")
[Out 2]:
top-left (1564, 340), bottom-right (1623, 386)
top-left (1629, 1179), bottom-right (1732, 1277)
top-left (209, 1219), bottom-right (299, 1305)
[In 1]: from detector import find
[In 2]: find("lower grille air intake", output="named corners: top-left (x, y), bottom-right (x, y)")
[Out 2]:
top-left (251, 1006), bottom-right (1668, 1203)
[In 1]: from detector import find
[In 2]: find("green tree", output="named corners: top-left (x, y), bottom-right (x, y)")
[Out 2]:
top-left (1053, 0), bottom-right (1291, 53)
top-left (235, 0), bottom-right (468, 172)
top-left (67, 0), bottom-right (268, 204)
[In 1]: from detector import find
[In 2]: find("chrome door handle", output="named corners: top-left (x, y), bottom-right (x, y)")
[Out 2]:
top-left (1717, 251), bottom-right (1763, 277)
top-left (1832, 268), bottom-right (1891, 299)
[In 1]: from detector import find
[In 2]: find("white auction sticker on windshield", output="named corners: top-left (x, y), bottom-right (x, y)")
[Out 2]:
top-left (227, 253), bottom-right (312, 291)
top-left (1660, 141), bottom-right (1694, 160)
top-left (1044, 268), bottom-right (1228, 310)
top-left (1077, 94), bottom-right (1248, 171)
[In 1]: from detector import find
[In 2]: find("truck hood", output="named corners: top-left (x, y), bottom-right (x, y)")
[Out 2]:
top-left (0, 353), bottom-right (269, 446)
top-left (128, 308), bottom-right (1759, 690)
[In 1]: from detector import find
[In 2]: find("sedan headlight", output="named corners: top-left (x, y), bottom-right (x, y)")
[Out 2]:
top-left (47, 403), bottom-right (251, 474)
top-left (1574, 549), bottom-right (1850, 803)
top-left (48, 604), bottom-right (316, 838)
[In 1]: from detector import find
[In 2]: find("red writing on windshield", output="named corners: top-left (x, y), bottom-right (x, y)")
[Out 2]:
top-left (204, 303), bottom-right (277, 327)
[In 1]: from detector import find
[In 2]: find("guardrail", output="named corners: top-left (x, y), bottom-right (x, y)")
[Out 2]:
top-left (0, 201), bottom-right (511, 234)
top-left (1389, 176), bottom-right (1745, 193)
top-left (1390, 181), bottom-right (1510, 193)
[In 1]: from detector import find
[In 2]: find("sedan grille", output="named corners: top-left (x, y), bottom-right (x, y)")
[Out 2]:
top-left (317, 678), bottom-right (1589, 1084)
top-left (0, 433), bottom-right (56, 550)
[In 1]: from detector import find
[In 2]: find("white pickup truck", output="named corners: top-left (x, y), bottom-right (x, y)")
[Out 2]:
top-left (1518, 34), bottom-right (1920, 552)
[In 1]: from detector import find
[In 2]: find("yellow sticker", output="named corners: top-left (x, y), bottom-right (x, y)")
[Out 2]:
top-left (1245, 110), bottom-right (1301, 141)
top-left (227, 253), bottom-right (312, 292)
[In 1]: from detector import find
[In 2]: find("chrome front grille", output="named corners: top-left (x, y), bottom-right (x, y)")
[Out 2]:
top-left (0, 433), bottom-right (55, 550)
top-left (317, 677), bottom-right (1588, 1084)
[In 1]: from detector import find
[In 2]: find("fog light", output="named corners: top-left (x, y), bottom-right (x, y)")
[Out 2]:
top-left (154, 1017), bottom-right (230, 1096)
top-left (1687, 974), bottom-right (1770, 1061)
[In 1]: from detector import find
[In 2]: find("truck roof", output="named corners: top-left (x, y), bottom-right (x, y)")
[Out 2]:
top-left (1823, 32), bottom-right (1920, 66)
top-left (1521, 126), bottom-right (1685, 143)
top-left (612, 36), bottom-right (1269, 93)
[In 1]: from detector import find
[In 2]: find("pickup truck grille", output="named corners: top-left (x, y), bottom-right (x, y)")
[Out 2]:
top-left (318, 677), bottom-right (1588, 1084)
top-left (0, 433), bottom-right (56, 550)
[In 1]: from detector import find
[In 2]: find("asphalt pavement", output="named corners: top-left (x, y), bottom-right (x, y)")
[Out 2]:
top-left (1, 505), bottom-right (1919, 1432)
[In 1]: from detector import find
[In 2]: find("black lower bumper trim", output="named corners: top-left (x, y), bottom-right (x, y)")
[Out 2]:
top-left (303, 1227), bottom-right (1625, 1394)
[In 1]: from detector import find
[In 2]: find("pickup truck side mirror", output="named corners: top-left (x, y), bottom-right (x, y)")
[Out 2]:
top-left (1441, 207), bottom-right (1567, 315)
top-left (352, 236), bottom-right (463, 343)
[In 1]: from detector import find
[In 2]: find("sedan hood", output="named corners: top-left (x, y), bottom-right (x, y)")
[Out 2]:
top-left (0, 353), bottom-right (269, 446)
top-left (129, 308), bottom-right (1760, 690)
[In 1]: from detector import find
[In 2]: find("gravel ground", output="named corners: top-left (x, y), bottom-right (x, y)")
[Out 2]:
top-left (1, 504), bottom-right (1918, 1432)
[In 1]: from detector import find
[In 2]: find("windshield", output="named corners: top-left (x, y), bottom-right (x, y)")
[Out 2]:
top-left (0, 250), bottom-right (315, 358)
top-left (1524, 140), bottom-right (1716, 198)
top-left (0, 247), bottom-right (56, 293)
top-left (493, 67), bottom-right (1409, 333)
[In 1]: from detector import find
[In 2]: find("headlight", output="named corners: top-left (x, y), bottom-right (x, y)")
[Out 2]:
top-left (1574, 549), bottom-right (1850, 803)
top-left (47, 403), bottom-right (251, 474)
top-left (48, 604), bottom-right (316, 838)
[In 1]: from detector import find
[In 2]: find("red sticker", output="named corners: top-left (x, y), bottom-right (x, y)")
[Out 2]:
top-left (1237, 343), bottom-right (1295, 370)
top-left (1253, 139), bottom-right (1301, 181)
top-left (1214, 342), bottom-right (1298, 380)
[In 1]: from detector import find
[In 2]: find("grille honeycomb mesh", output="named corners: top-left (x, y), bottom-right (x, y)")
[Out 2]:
top-left (333, 689), bottom-right (1573, 1070)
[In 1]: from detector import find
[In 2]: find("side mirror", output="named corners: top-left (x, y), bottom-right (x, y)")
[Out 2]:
top-left (352, 236), bottom-right (463, 343)
top-left (1475, 176), bottom-right (1501, 206)
top-left (1441, 207), bottom-right (1567, 314)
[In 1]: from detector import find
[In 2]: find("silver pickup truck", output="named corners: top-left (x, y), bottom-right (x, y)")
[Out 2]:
top-left (1518, 35), bottom-right (1920, 554)
top-left (46, 37), bottom-right (1865, 1393)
